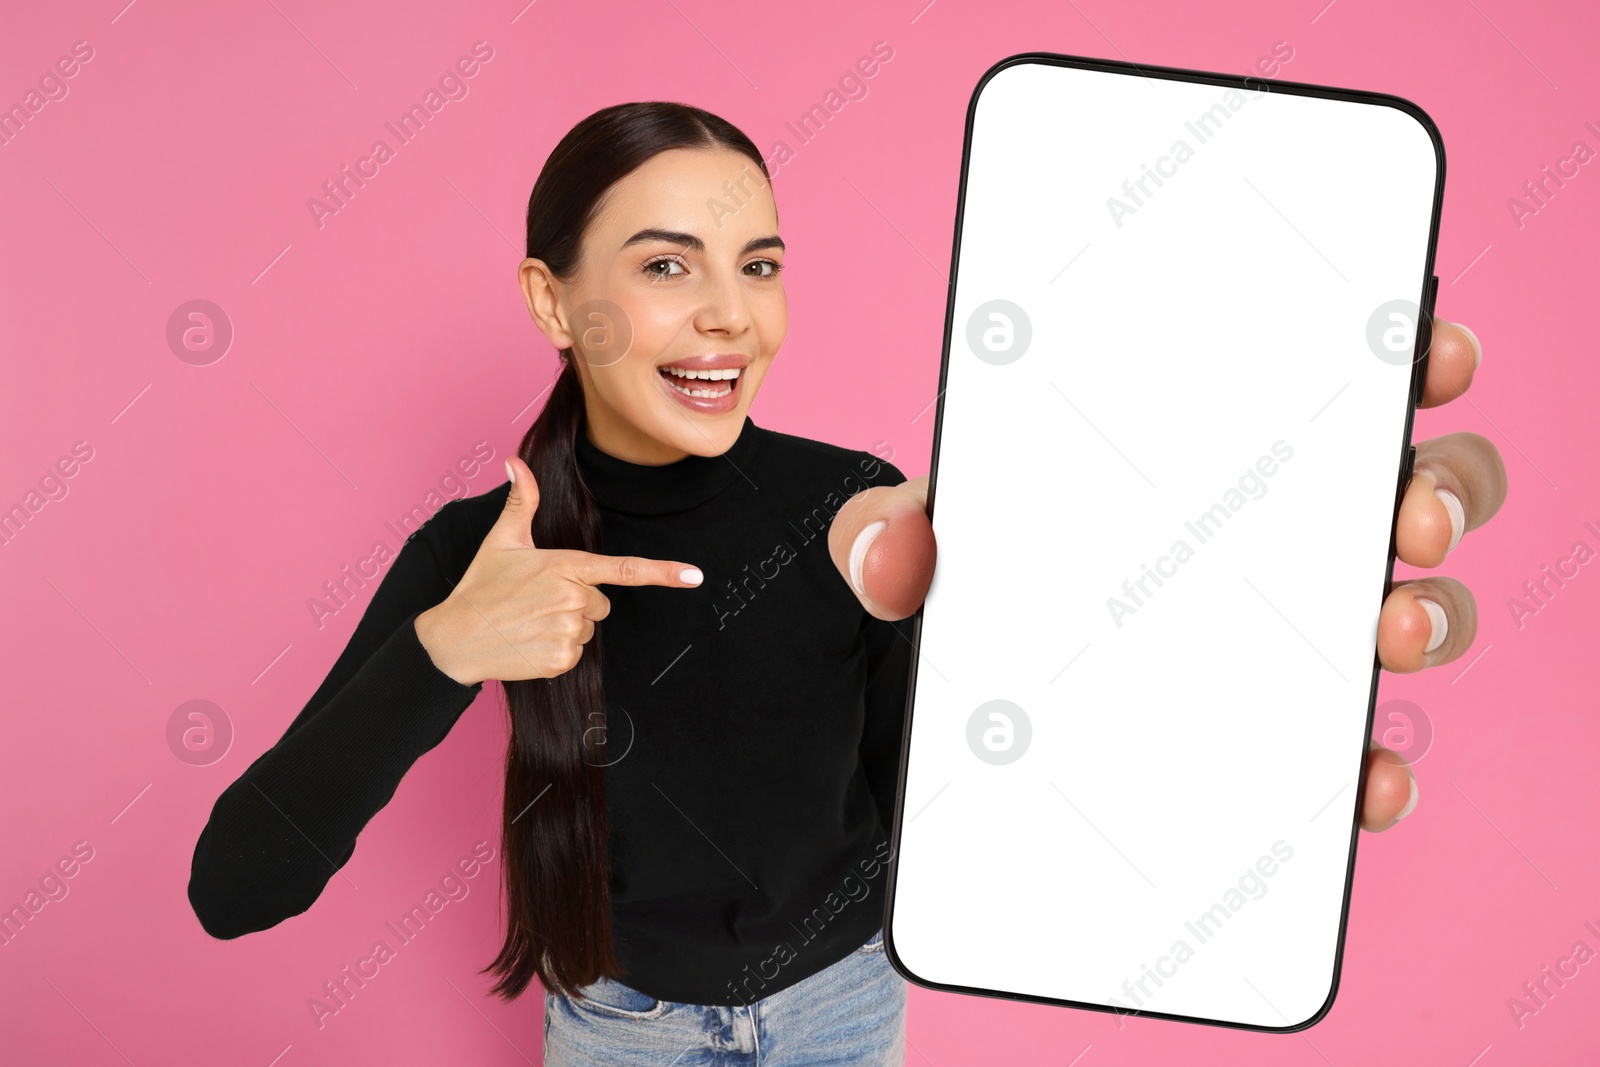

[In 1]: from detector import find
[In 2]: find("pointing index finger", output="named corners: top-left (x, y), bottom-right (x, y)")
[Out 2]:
top-left (559, 550), bottom-right (703, 589)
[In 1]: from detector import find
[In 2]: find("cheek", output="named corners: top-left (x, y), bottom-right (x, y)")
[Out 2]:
top-left (621, 293), bottom-right (683, 347)
top-left (763, 323), bottom-right (787, 361)
top-left (740, 359), bottom-right (777, 402)
top-left (592, 360), bottom-right (661, 412)
top-left (630, 303), bottom-right (685, 362)
top-left (760, 292), bottom-right (788, 349)
top-left (583, 297), bottom-right (672, 399)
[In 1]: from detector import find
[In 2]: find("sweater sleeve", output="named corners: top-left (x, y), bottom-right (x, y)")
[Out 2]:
top-left (187, 504), bottom-right (484, 939)
top-left (852, 454), bottom-right (917, 841)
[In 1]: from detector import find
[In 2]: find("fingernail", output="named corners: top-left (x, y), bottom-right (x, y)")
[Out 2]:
top-left (1417, 596), bottom-right (1448, 654)
top-left (1456, 322), bottom-right (1482, 370)
top-left (505, 460), bottom-right (516, 486)
top-left (1436, 488), bottom-right (1465, 554)
top-left (849, 521), bottom-right (887, 597)
top-left (679, 567), bottom-right (703, 586)
top-left (1395, 772), bottom-right (1419, 821)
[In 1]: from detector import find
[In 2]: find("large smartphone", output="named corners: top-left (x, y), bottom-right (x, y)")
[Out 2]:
top-left (883, 52), bottom-right (1443, 1032)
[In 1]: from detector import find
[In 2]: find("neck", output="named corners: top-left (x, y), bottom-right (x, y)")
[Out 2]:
top-left (572, 413), bottom-right (760, 518)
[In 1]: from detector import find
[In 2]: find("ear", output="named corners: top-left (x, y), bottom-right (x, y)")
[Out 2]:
top-left (518, 257), bottom-right (573, 349)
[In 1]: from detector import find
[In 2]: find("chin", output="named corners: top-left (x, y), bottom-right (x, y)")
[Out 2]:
top-left (644, 379), bottom-right (758, 457)
top-left (667, 411), bottom-right (746, 456)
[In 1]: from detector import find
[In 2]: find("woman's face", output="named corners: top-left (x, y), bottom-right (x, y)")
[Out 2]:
top-left (520, 147), bottom-right (787, 465)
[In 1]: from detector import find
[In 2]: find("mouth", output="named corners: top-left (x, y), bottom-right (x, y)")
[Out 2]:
top-left (655, 357), bottom-right (749, 414)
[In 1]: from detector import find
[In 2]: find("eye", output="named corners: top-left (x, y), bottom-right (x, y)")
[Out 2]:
top-left (642, 255), bottom-right (686, 280)
top-left (745, 258), bottom-right (785, 279)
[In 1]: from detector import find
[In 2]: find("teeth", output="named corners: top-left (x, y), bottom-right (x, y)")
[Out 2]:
top-left (666, 377), bottom-right (732, 399)
top-left (663, 366), bottom-right (742, 381)
top-left (660, 364), bottom-right (741, 400)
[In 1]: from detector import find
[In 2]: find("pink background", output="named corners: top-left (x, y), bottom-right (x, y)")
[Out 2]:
top-left (2, 0), bottom-right (1594, 1063)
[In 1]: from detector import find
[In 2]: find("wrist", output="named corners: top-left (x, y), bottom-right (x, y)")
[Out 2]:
top-left (415, 602), bottom-right (482, 687)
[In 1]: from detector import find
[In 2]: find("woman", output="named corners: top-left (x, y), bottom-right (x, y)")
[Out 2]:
top-left (192, 100), bottom-right (916, 1065)
top-left (187, 101), bottom-right (1504, 1065)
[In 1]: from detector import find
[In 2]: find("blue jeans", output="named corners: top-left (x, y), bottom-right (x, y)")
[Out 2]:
top-left (542, 927), bottom-right (907, 1066)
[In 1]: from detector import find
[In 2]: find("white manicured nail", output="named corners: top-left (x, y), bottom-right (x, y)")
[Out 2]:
top-left (849, 521), bottom-right (887, 597)
top-left (1436, 488), bottom-right (1465, 554)
top-left (1418, 597), bottom-right (1448, 654)
top-left (505, 460), bottom-right (515, 486)
top-left (1395, 773), bottom-right (1419, 821)
top-left (1456, 323), bottom-right (1482, 370)
top-left (679, 567), bottom-right (703, 585)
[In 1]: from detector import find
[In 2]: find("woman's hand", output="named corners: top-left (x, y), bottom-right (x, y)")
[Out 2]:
top-left (416, 457), bottom-right (703, 686)
top-left (829, 318), bottom-right (1507, 834)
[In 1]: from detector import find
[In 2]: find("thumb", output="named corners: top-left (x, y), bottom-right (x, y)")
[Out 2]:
top-left (493, 457), bottom-right (540, 548)
top-left (828, 478), bottom-right (935, 621)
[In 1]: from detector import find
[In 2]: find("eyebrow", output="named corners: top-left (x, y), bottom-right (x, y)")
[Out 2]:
top-left (620, 228), bottom-right (785, 256)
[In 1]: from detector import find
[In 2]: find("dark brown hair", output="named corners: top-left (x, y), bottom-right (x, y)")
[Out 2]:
top-left (482, 101), bottom-right (772, 1000)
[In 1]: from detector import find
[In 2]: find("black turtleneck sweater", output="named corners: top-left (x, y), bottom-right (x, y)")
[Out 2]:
top-left (187, 416), bottom-right (914, 1006)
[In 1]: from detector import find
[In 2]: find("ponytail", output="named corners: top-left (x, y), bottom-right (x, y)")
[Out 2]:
top-left (483, 355), bottom-right (620, 1000)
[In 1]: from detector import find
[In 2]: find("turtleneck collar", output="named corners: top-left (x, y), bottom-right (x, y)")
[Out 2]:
top-left (574, 416), bottom-right (761, 517)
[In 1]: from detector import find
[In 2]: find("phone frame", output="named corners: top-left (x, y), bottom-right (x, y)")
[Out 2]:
top-left (880, 49), bottom-right (1445, 1034)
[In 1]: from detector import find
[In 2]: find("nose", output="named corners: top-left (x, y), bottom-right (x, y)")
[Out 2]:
top-left (693, 268), bottom-right (752, 335)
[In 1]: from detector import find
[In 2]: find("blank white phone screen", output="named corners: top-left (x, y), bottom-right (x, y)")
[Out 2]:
top-left (887, 57), bottom-right (1440, 1031)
